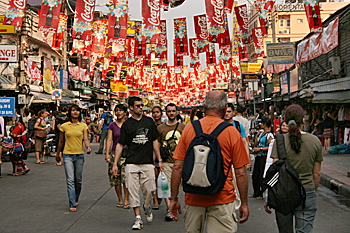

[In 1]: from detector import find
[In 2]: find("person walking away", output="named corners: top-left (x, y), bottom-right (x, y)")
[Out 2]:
top-left (251, 116), bottom-right (274, 199)
top-left (323, 109), bottom-right (337, 151)
top-left (157, 103), bottom-right (185, 221)
top-left (105, 104), bottom-right (130, 209)
top-left (88, 119), bottom-right (100, 143)
top-left (151, 106), bottom-right (163, 209)
top-left (112, 96), bottom-right (164, 230)
top-left (169, 91), bottom-right (250, 232)
top-left (233, 105), bottom-right (250, 139)
top-left (264, 104), bottom-right (322, 233)
top-left (34, 109), bottom-right (49, 164)
top-left (56, 104), bottom-right (91, 212)
top-left (185, 108), bottom-right (198, 125)
top-left (225, 103), bottom-right (251, 171)
top-left (96, 106), bottom-right (112, 154)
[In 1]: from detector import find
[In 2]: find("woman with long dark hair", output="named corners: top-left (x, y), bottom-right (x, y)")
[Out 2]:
top-left (266, 104), bottom-right (323, 233)
top-left (56, 105), bottom-right (91, 212)
top-left (185, 108), bottom-right (198, 124)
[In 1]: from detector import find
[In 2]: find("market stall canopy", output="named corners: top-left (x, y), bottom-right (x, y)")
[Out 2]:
top-left (0, 75), bottom-right (15, 90)
top-left (309, 77), bottom-right (350, 92)
top-left (312, 90), bottom-right (350, 104)
top-left (30, 92), bottom-right (55, 103)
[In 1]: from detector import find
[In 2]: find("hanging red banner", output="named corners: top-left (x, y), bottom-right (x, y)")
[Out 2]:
top-left (161, 0), bottom-right (169, 10)
top-left (91, 20), bottom-right (108, 56)
top-left (304, 0), bottom-right (323, 33)
top-left (142, 0), bottom-right (161, 44)
top-left (127, 37), bottom-right (136, 60)
top-left (159, 20), bottom-right (167, 63)
top-left (189, 38), bottom-right (200, 68)
top-left (257, 10), bottom-right (268, 37)
top-left (309, 32), bottom-right (323, 60)
top-left (38, 0), bottom-right (62, 33)
top-left (238, 41), bottom-right (248, 61)
top-left (194, 14), bottom-right (209, 53)
top-left (174, 18), bottom-right (189, 56)
top-left (220, 14), bottom-right (231, 48)
top-left (108, 0), bottom-right (128, 44)
top-left (167, 66), bottom-right (176, 90)
top-left (323, 17), bottom-right (339, 53)
top-left (234, 4), bottom-right (249, 44)
top-left (26, 59), bottom-right (41, 80)
top-left (72, 0), bottom-right (96, 41)
top-left (52, 14), bottom-right (68, 50)
top-left (264, 0), bottom-right (275, 12)
top-left (296, 39), bottom-right (310, 63)
top-left (134, 21), bottom-right (145, 58)
top-left (174, 52), bottom-right (184, 68)
top-left (4, 0), bottom-right (27, 28)
top-left (206, 43), bottom-right (216, 66)
top-left (205, 0), bottom-right (225, 44)
top-left (224, 0), bottom-right (234, 13)
top-left (252, 27), bottom-right (265, 58)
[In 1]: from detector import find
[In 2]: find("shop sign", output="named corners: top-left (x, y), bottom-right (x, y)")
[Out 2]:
top-left (242, 73), bottom-right (261, 87)
top-left (0, 45), bottom-right (17, 62)
top-left (240, 62), bottom-right (262, 72)
top-left (101, 80), bottom-right (110, 89)
top-left (280, 72), bottom-right (290, 95)
top-left (289, 68), bottom-right (299, 93)
top-left (273, 75), bottom-right (281, 93)
top-left (275, 3), bottom-right (305, 12)
top-left (0, 16), bottom-right (15, 34)
top-left (0, 97), bottom-right (15, 116)
top-left (267, 42), bottom-right (294, 65)
top-left (60, 70), bottom-right (68, 90)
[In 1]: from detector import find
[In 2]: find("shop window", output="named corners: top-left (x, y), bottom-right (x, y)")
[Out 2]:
top-left (286, 17), bottom-right (290, 27)
top-left (297, 19), bottom-right (303, 24)
top-left (280, 17), bottom-right (284, 27)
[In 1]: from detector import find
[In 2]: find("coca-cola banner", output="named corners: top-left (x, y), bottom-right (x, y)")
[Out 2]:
top-left (309, 32), bottom-right (323, 60)
top-left (161, 0), bottom-right (169, 10)
top-left (142, 0), bottom-right (161, 44)
top-left (303, 0), bottom-right (322, 33)
top-left (252, 27), bottom-right (265, 58)
top-left (174, 18), bottom-right (189, 56)
top-left (205, 0), bottom-right (225, 44)
top-left (194, 14), bottom-right (209, 53)
top-left (52, 14), bottom-right (68, 50)
top-left (224, 0), bottom-right (234, 13)
top-left (157, 20), bottom-right (167, 68)
top-left (238, 40), bottom-right (248, 61)
top-left (73, 0), bottom-right (96, 41)
top-left (323, 17), bottom-right (338, 53)
top-left (127, 37), bottom-right (136, 59)
top-left (206, 43), bottom-right (216, 66)
top-left (91, 20), bottom-right (108, 56)
top-left (234, 4), bottom-right (249, 44)
top-left (296, 39), bottom-right (309, 63)
top-left (189, 38), bottom-right (200, 68)
top-left (38, 0), bottom-right (62, 33)
top-left (4, 0), bottom-right (27, 28)
top-left (264, 0), bottom-right (275, 12)
top-left (108, 0), bottom-right (128, 44)
top-left (134, 21), bottom-right (145, 58)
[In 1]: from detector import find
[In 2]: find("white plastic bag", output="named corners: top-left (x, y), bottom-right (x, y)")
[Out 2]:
top-left (157, 171), bottom-right (170, 198)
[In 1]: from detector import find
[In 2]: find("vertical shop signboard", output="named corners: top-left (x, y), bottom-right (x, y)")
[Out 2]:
top-left (0, 97), bottom-right (15, 117)
top-left (38, 0), bottom-right (63, 33)
top-left (60, 70), bottom-right (68, 90)
top-left (43, 57), bottom-right (53, 94)
top-left (280, 72), bottom-right (290, 95)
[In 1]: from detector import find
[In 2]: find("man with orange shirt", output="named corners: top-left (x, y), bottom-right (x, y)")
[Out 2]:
top-left (169, 91), bottom-right (250, 232)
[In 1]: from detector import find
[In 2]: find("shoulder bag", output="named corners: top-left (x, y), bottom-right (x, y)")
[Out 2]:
top-left (160, 122), bottom-right (179, 161)
top-left (35, 119), bottom-right (47, 138)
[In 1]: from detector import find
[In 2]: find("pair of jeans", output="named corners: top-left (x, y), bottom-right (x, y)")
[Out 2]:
top-left (63, 154), bottom-right (85, 208)
top-left (98, 129), bottom-right (108, 152)
top-left (275, 188), bottom-right (318, 233)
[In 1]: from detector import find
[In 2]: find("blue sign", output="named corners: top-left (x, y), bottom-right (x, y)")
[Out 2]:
top-left (60, 70), bottom-right (68, 90)
top-left (0, 97), bottom-right (15, 117)
top-left (52, 90), bottom-right (61, 100)
top-left (280, 72), bottom-right (290, 95)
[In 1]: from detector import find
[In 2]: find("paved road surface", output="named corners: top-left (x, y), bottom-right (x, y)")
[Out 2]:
top-left (1, 143), bottom-right (349, 232)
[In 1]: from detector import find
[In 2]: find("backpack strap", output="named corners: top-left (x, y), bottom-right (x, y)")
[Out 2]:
top-left (211, 122), bottom-right (232, 137)
top-left (275, 133), bottom-right (287, 159)
top-left (192, 120), bottom-right (203, 136)
top-left (234, 120), bottom-right (241, 134)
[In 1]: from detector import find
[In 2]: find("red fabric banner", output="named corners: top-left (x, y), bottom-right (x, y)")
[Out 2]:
top-left (264, 0), bottom-right (275, 12)
top-left (296, 39), bottom-right (310, 63)
top-left (52, 14), bottom-right (68, 50)
top-left (174, 18), bottom-right (189, 56)
top-left (304, 1), bottom-right (323, 33)
top-left (206, 43), bottom-right (216, 66)
top-left (107, 0), bottom-right (128, 44)
top-left (127, 37), bottom-right (136, 59)
top-left (142, 0), bottom-right (161, 44)
top-left (323, 17), bottom-right (338, 53)
top-left (4, 0), bottom-right (27, 27)
top-left (157, 20), bottom-right (168, 68)
top-left (91, 20), bottom-right (108, 56)
top-left (224, 0), bottom-right (234, 13)
top-left (72, 0), bottom-right (96, 41)
top-left (189, 38), bottom-right (200, 68)
top-left (174, 52), bottom-right (184, 68)
top-left (238, 41), bottom-right (248, 61)
top-left (220, 14), bottom-right (231, 48)
top-left (309, 32), bottom-right (323, 60)
top-left (134, 21), bottom-right (145, 58)
top-left (194, 14), bottom-right (209, 53)
top-left (234, 4), bottom-right (249, 44)
top-left (38, 0), bottom-right (62, 33)
top-left (252, 27), bottom-right (265, 58)
top-left (205, 0), bottom-right (225, 44)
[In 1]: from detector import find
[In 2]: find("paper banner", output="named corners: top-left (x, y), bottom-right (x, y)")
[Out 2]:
top-left (189, 38), bottom-right (200, 68)
top-left (52, 14), bottom-right (68, 50)
top-left (174, 18), bottom-right (189, 56)
top-left (205, 0), bottom-right (225, 44)
top-left (304, 0), bottom-right (323, 33)
top-left (234, 4), bottom-right (249, 44)
top-left (26, 58), bottom-right (42, 80)
top-left (91, 20), bottom-right (108, 56)
top-left (142, 0), bottom-right (161, 44)
top-left (4, 0), bottom-right (27, 28)
top-left (224, 0), bottom-right (234, 13)
top-left (107, 0), bottom-right (128, 44)
top-left (43, 57), bottom-right (53, 94)
top-left (194, 14), bottom-right (209, 53)
top-left (72, 0), bottom-right (95, 41)
top-left (264, 0), bottom-right (275, 12)
top-left (134, 21), bottom-right (145, 58)
top-left (252, 27), bottom-right (265, 58)
top-left (38, 0), bottom-right (62, 33)
top-left (206, 43), bottom-right (216, 66)
top-left (238, 40), bottom-right (248, 61)
top-left (309, 32), bottom-right (323, 60)
top-left (323, 17), bottom-right (338, 53)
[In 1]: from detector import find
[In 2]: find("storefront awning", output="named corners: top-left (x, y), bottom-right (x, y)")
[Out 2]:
top-left (312, 90), bottom-right (350, 103)
top-left (310, 77), bottom-right (350, 92)
top-left (30, 92), bottom-right (55, 103)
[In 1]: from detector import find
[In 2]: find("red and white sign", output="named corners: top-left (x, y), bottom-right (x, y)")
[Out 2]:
top-left (0, 45), bottom-right (17, 62)
top-left (304, 1), bottom-right (323, 33)
top-left (252, 27), bottom-right (265, 58)
top-left (72, 0), bottom-right (96, 41)
top-left (323, 17), bottom-right (339, 53)
top-left (38, 0), bottom-right (62, 33)
top-left (4, 0), bottom-right (27, 28)
top-left (194, 14), bottom-right (209, 53)
top-left (142, 0), bottom-right (161, 44)
top-left (205, 0), bottom-right (225, 43)
top-left (107, 0), bottom-right (128, 44)
top-left (174, 18), bottom-right (189, 56)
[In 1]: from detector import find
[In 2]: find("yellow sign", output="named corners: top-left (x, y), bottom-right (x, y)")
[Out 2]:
top-left (241, 63), bottom-right (248, 72)
top-left (267, 42), bottom-right (295, 65)
top-left (0, 16), bottom-right (15, 34)
top-left (127, 21), bottom-right (135, 37)
top-left (111, 81), bottom-right (128, 93)
top-left (240, 63), bottom-right (262, 72)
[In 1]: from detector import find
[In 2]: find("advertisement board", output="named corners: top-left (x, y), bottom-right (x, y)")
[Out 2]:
top-left (0, 97), bottom-right (15, 117)
top-left (267, 42), bottom-right (294, 65)
top-left (60, 70), bottom-right (68, 90)
top-left (289, 68), bottom-right (299, 93)
top-left (280, 72), bottom-right (290, 95)
top-left (0, 45), bottom-right (17, 62)
top-left (242, 73), bottom-right (261, 87)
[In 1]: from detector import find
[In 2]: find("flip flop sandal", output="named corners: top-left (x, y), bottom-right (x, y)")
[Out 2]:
top-left (7, 172), bottom-right (21, 176)
top-left (116, 204), bottom-right (124, 208)
top-left (22, 169), bottom-right (30, 175)
top-left (152, 205), bottom-right (159, 210)
top-left (124, 204), bottom-right (131, 209)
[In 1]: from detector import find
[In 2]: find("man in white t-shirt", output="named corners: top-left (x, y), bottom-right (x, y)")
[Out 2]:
top-left (233, 105), bottom-right (250, 137)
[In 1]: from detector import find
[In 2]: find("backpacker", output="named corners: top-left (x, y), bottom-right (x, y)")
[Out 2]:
top-left (182, 120), bottom-right (232, 195)
top-left (27, 116), bottom-right (39, 138)
top-left (262, 134), bottom-right (306, 215)
top-left (55, 113), bottom-right (68, 131)
top-left (233, 120), bottom-right (241, 135)
top-left (105, 112), bottom-right (113, 126)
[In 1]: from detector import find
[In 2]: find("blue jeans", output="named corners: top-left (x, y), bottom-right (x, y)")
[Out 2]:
top-left (63, 154), bottom-right (85, 208)
top-left (275, 188), bottom-right (318, 233)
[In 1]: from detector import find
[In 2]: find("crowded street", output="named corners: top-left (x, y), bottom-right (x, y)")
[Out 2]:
top-left (1, 143), bottom-right (349, 233)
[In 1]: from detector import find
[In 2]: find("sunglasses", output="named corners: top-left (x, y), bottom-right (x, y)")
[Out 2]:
top-left (135, 104), bottom-right (144, 108)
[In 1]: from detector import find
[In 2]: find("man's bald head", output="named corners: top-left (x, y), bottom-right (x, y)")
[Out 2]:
top-left (204, 91), bottom-right (227, 114)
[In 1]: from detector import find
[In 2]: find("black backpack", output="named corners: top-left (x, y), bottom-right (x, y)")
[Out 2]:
top-left (233, 120), bottom-right (241, 135)
top-left (182, 120), bottom-right (232, 195)
top-left (105, 112), bottom-right (113, 126)
top-left (262, 134), bottom-right (306, 215)
top-left (27, 116), bottom-right (39, 138)
top-left (55, 114), bottom-right (68, 131)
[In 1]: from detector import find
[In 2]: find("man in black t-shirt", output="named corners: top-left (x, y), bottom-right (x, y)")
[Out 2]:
top-left (112, 96), bottom-right (164, 230)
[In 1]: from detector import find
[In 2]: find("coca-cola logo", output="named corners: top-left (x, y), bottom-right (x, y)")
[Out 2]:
top-left (109, 37), bottom-right (126, 45)
top-left (14, 0), bottom-right (26, 9)
top-left (238, 6), bottom-right (249, 30)
top-left (198, 16), bottom-right (209, 40)
top-left (160, 21), bottom-right (167, 45)
top-left (81, 0), bottom-right (95, 22)
top-left (129, 39), bottom-right (135, 58)
top-left (211, 0), bottom-right (224, 25)
top-left (39, 26), bottom-right (57, 33)
top-left (148, 0), bottom-right (160, 26)
top-left (192, 39), bottom-right (198, 58)
top-left (254, 29), bottom-right (264, 48)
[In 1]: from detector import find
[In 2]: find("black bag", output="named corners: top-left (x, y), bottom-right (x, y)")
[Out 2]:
top-left (55, 113), bottom-right (68, 131)
top-left (262, 134), bottom-right (306, 215)
top-left (182, 120), bottom-right (232, 195)
top-left (160, 122), bottom-right (179, 161)
top-left (105, 112), bottom-right (113, 126)
top-left (121, 147), bottom-right (130, 158)
top-left (27, 116), bottom-right (39, 138)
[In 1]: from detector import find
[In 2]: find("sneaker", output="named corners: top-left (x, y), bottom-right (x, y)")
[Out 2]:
top-left (165, 210), bottom-right (174, 221)
top-left (143, 205), bottom-right (153, 222)
top-left (132, 217), bottom-right (143, 230)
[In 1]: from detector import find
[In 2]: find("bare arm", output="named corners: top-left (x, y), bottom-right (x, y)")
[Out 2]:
top-left (52, 119), bottom-right (55, 131)
top-left (34, 119), bottom-right (44, 130)
top-left (112, 143), bottom-right (124, 177)
top-left (55, 131), bottom-right (65, 162)
top-left (105, 129), bottom-right (113, 160)
top-left (83, 130), bottom-right (91, 153)
top-left (98, 119), bottom-right (104, 132)
top-left (235, 166), bottom-right (249, 224)
top-left (243, 137), bottom-right (251, 170)
top-left (153, 140), bottom-right (163, 170)
top-left (169, 159), bottom-right (184, 221)
top-left (313, 162), bottom-right (322, 191)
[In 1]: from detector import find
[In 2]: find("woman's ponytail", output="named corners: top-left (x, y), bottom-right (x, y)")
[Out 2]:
top-left (285, 105), bottom-right (304, 154)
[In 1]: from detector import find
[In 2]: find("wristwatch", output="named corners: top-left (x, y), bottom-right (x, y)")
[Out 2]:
top-left (159, 159), bottom-right (163, 162)
top-left (169, 197), bottom-right (178, 201)
top-left (260, 147), bottom-right (263, 151)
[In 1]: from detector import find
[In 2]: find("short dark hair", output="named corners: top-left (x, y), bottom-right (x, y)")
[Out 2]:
top-left (128, 96), bottom-right (142, 107)
top-left (103, 105), bottom-right (109, 111)
top-left (115, 104), bottom-right (128, 113)
top-left (165, 103), bottom-right (177, 111)
top-left (227, 103), bottom-right (234, 110)
top-left (261, 116), bottom-right (272, 128)
top-left (236, 105), bottom-right (246, 114)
